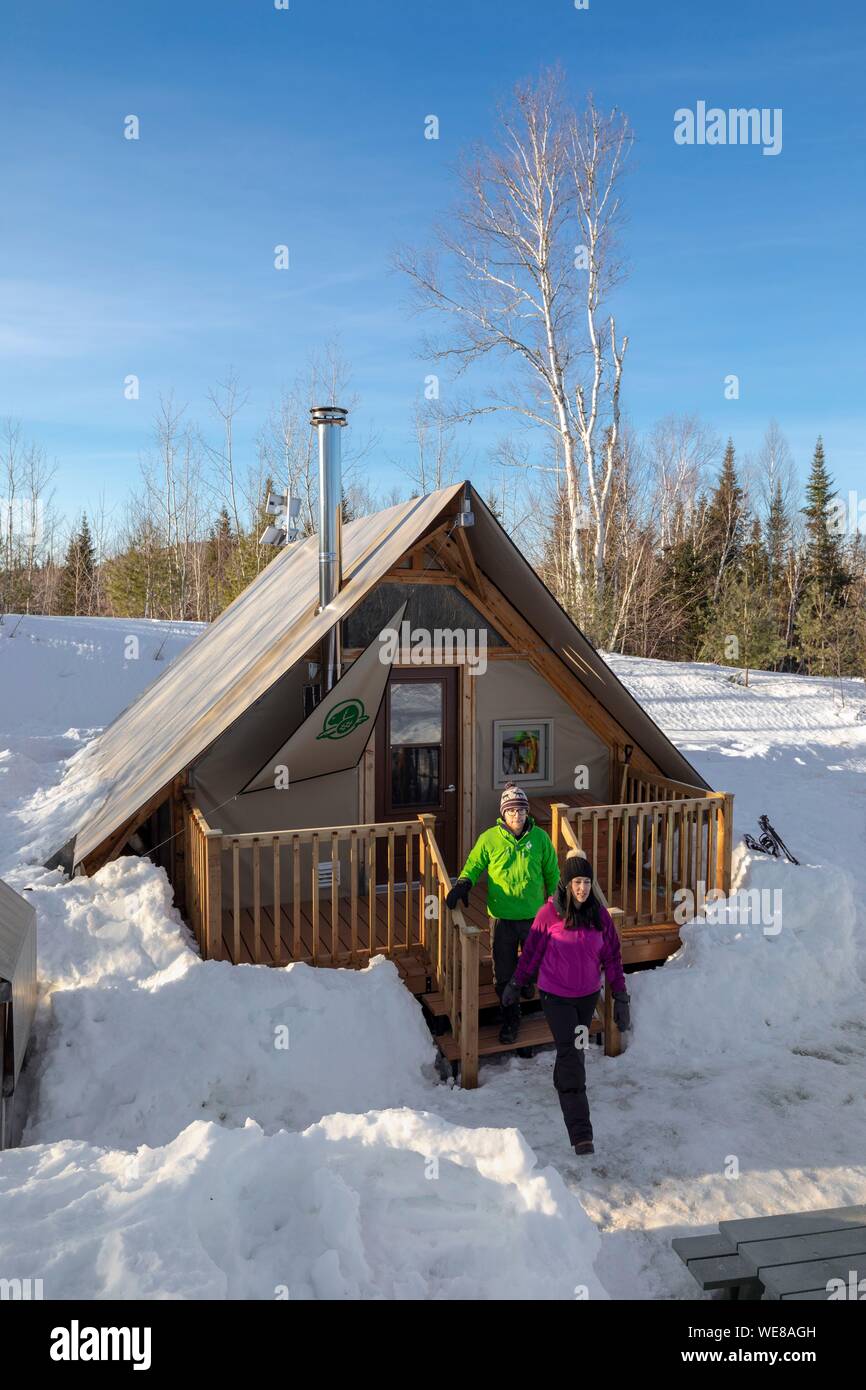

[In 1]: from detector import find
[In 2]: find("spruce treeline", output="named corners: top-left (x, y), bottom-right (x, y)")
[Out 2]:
top-left (3, 411), bottom-right (864, 683)
top-left (536, 429), bottom-right (866, 679)
top-left (695, 437), bottom-right (862, 679)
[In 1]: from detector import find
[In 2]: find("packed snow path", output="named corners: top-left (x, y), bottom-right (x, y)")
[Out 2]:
top-left (1, 616), bottom-right (864, 1299)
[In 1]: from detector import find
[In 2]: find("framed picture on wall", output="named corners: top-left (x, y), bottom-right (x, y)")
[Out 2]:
top-left (493, 719), bottom-right (554, 787)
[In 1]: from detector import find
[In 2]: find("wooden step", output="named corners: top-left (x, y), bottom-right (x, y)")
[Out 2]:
top-left (437, 1012), bottom-right (603, 1063)
top-left (422, 982), bottom-right (531, 1016)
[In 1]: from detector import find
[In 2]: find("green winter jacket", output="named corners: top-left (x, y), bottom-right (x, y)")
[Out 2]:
top-left (458, 816), bottom-right (560, 921)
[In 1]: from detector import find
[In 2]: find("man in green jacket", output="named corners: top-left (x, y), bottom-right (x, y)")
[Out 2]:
top-left (445, 784), bottom-right (560, 1043)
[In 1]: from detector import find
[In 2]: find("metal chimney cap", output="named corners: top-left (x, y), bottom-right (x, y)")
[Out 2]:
top-left (310, 405), bottom-right (348, 426)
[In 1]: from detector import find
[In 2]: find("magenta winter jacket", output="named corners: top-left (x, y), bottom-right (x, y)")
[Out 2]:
top-left (512, 897), bottom-right (627, 998)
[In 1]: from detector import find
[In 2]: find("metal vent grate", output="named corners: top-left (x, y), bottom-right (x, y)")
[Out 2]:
top-left (317, 860), bottom-right (341, 889)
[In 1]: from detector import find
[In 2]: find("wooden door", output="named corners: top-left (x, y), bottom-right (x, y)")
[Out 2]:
top-left (375, 667), bottom-right (459, 875)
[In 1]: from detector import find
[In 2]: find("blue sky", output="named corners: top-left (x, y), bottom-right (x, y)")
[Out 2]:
top-left (1, 0), bottom-right (864, 526)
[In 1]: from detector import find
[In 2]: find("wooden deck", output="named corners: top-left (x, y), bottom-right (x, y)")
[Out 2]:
top-left (221, 885), bottom-right (683, 979)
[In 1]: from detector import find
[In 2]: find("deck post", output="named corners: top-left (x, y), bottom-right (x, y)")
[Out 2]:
top-left (459, 918), bottom-right (480, 1089)
top-left (418, 814), bottom-right (438, 986)
top-left (717, 792), bottom-right (734, 894)
top-left (604, 909), bottom-right (624, 1058)
top-left (205, 830), bottom-right (223, 961)
top-left (550, 802), bottom-right (567, 870)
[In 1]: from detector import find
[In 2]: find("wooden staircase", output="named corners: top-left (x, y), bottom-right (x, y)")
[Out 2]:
top-left (420, 948), bottom-right (605, 1070)
top-left (434, 1008), bottom-right (604, 1066)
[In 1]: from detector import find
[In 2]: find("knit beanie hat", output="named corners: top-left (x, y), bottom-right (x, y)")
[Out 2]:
top-left (561, 849), bottom-right (594, 885)
top-left (499, 784), bottom-right (530, 816)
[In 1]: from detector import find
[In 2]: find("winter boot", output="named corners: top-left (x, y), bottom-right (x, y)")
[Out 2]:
top-left (573, 1139), bottom-right (594, 1156)
top-left (498, 1001), bottom-right (521, 1045)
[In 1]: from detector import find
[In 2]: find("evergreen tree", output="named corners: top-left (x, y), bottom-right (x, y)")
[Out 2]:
top-left (58, 514), bottom-right (95, 615)
top-left (104, 517), bottom-right (164, 618)
top-left (742, 515), bottom-right (768, 588)
top-left (800, 437), bottom-right (848, 599)
top-left (765, 477), bottom-right (789, 593)
top-left (698, 565), bottom-right (785, 682)
top-left (704, 439), bottom-right (745, 602)
top-left (796, 578), bottom-right (860, 679)
top-left (661, 533), bottom-right (709, 659)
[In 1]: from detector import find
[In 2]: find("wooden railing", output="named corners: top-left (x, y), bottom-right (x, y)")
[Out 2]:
top-left (615, 762), bottom-right (710, 806)
top-left (551, 788), bottom-right (734, 930)
top-left (419, 813), bottom-right (482, 1088)
top-left (184, 793), bottom-right (433, 969)
top-left (184, 796), bottom-right (222, 960)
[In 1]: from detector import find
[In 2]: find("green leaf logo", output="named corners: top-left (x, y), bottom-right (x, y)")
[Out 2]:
top-left (316, 697), bottom-right (369, 741)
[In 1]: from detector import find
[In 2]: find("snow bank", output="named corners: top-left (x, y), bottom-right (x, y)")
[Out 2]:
top-left (628, 848), bottom-right (865, 1063)
top-left (0, 1111), bottom-right (607, 1300)
top-left (20, 860), bottom-right (437, 1150)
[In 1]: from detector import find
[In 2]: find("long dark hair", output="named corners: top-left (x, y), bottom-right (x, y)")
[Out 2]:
top-left (554, 879), bottom-right (603, 932)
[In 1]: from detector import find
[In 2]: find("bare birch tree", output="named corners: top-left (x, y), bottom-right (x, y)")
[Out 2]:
top-left (1, 419), bottom-right (57, 615)
top-left (257, 343), bottom-right (375, 539)
top-left (646, 415), bottom-right (719, 548)
top-left (396, 69), bottom-right (633, 632)
top-left (393, 399), bottom-right (466, 495)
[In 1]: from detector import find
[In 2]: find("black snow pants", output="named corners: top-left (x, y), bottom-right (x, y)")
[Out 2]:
top-left (539, 988), bottom-right (600, 1145)
top-left (492, 918), bottom-right (534, 1025)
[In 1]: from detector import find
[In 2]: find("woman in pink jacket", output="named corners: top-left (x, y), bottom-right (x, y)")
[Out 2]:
top-left (501, 849), bottom-right (630, 1156)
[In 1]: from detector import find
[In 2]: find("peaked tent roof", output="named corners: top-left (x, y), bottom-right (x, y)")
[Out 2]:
top-left (68, 485), bottom-right (464, 868)
top-left (64, 479), bottom-right (708, 871)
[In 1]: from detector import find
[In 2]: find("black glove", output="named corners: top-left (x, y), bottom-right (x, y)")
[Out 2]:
top-left (501, 977), bottom-right (521, 1008)
top-left (613, 991), bottom-right (631, 1031)
top-left (445, 877), bottom-right (471, 910)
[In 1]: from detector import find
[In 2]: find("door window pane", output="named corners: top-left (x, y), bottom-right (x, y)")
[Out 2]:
top-left (391, 746), bottom-right (441, 807)
top-left (389, 682), bottom-right (443, 745)
top-left (389, 681), bottom-right (443, 807)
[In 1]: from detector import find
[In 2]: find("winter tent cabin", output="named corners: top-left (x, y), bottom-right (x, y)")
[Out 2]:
top-left (53, 428), bottom-right (734, 1085)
